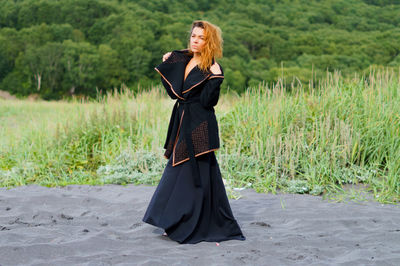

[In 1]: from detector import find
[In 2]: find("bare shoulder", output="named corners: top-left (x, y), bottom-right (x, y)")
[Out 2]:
top-left (210, 62), bottom-right (222, 75)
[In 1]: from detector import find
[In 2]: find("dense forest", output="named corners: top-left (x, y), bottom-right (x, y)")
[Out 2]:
top-left (1, 0), bottom-right (400, 99)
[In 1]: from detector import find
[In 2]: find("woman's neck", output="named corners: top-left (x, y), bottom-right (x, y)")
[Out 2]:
top-left (192, 52), bottom-right (201, 61)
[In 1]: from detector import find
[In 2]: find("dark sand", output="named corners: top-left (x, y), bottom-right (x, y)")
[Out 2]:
top-left (0, 184), bottom-right (399, 266)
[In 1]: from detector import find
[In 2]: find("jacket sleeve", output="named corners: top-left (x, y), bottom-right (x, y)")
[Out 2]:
top-left (154, 51), bottom-right (179, 100)
top-left (160, 77), bottom-right (178, 99)
top-left (200, 77), bottom-right (223, 109)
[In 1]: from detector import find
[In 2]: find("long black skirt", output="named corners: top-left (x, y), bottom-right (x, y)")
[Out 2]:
top-left (142, 151), bottom-right (246, 244)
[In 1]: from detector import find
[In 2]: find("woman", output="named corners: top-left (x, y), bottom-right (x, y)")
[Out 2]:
top-left (142, 20), bottom-right (246, 244)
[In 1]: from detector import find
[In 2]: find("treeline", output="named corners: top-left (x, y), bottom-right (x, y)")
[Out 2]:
top-left (1, 0), bottom-right (400, 99)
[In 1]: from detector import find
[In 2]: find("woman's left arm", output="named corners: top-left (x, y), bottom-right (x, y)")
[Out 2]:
top-left (200, 63), bottom-right (224, 109)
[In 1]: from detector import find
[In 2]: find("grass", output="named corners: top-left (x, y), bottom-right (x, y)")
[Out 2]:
top-left (0, 67), bottom-right (399, 203)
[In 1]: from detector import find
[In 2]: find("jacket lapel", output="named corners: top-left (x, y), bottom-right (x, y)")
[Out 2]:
top-left (154, 49), bottom-right (190, 99)
top-left (182, 64), bottom-right (212, 94)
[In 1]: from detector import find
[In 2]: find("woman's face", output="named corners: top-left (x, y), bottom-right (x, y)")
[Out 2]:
top-left (190, 27), bottom-right (205, 53)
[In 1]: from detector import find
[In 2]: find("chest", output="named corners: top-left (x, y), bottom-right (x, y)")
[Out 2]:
top-left (184, 59), bottom-right (199, 82)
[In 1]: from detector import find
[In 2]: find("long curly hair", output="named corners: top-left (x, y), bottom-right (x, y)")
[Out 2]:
top-left (187, 20), bottom-right (223, 72)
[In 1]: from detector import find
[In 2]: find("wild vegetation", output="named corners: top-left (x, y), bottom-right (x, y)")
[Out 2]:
top-left (1, 68), bottom-right (399, 203)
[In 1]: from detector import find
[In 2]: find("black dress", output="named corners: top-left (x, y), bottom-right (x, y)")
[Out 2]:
top-left (142, 120), bottom-right (246, 244)
top-left (142, 152), bottom-right (246, 244)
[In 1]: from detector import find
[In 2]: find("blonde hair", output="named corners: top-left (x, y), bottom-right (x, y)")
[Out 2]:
top-left (187, 20), bottom-right (223, 72)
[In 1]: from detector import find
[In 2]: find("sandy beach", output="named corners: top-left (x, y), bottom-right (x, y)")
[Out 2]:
top-left (0, 184), bottom-right (399, 266)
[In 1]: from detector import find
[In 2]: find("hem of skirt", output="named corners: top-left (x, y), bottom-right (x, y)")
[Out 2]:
top-left (171, 234), bottom-right (246, 244)
top-left (143, 217), bottom-right (246, 244)
top-left (142, 217), bottom-right (166, 230)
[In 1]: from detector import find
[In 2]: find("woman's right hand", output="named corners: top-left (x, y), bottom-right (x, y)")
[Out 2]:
top-left (162, 52), bottom-right (172, 62)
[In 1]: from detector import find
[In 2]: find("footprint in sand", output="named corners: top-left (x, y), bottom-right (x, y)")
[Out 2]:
top-left (250, 221), bottom-right (271, 227)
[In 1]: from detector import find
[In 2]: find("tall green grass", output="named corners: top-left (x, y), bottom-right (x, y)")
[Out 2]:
top-left (219, 68), bottom-right (400, 203)
top-left (0, 68), bottom-right (399, 203)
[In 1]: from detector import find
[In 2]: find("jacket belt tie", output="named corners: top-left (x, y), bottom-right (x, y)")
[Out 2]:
top-left (171, 96), bottom-right (202, 187)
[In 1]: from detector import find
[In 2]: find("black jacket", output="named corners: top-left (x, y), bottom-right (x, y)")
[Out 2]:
top-left (155, 48), bottom-right (224, 187)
